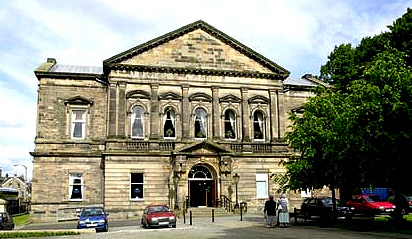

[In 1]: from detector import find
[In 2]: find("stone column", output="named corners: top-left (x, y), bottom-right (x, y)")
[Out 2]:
top-left (212, 86), bottom-right (220, 140)
top-left (117, 82), bottom-right (126, 137)
top-left (269, 89), bottom-right (278, 141)
top-left (108, 83), bottom-right (117, 137)
top-left (241, 88), bottom-right (250, 142)
top-left (150, 84), bottom-right (159, 139)
top-left (277, 90), bottom-right (285, 139)
top-left (181, 85), bottom-right (190, 140)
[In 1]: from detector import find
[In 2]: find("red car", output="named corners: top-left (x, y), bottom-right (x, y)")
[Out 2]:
top-left (141, 205), bottom-right (176, 229)
top-left (347, 195), bottom-right (396, 215)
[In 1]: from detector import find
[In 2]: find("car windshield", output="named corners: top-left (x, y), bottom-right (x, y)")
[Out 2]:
top-left (148, 206), bottom-right (170, 213)
top-left (81, 208), bottom-right (104, 216)
top-left (364, 195), bottom-right (381, 202)
top-left (321, 198), bottom-right (333, 205)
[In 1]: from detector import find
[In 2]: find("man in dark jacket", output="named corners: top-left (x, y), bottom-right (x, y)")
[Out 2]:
top-left (264, 195), bottom-right (277, 228)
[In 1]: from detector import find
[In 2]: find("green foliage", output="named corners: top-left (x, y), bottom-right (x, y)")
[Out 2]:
top-left (286, 8), bottom-right (412, 198)
top-left (0, 231), bottom-right (79, 238)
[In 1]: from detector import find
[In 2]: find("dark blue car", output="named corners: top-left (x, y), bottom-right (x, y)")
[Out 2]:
top-left (77, 207), bottom-right (108, 232)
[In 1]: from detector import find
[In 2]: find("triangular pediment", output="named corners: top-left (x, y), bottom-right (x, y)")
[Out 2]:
top-left (104, 20), bottom-right (289, 79)
top-left (174, 140), bottom-right (232, 155)
top-left (219, 94), bottom-right (242, 103)
top-left (64, 96), bottom-right (93, 105)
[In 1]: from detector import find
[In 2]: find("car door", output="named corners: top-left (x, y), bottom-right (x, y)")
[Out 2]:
top-left (0, 213), bottom-right (13, 230)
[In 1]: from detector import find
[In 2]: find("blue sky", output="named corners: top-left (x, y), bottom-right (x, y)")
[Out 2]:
top-left (1, 0), bottom-right (411, 180)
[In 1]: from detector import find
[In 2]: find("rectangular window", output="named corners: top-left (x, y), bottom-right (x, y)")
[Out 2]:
top-left (69, 173), bottom-right (83, 200)
top-left (130, 173), bottom-right (144, 200)
top-left (256, 173), bottom-right (268, 199)
top-left (71, 110), bottom-right (86, 139)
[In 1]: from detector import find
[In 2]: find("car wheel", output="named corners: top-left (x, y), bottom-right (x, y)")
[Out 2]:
top-left (172, 224), bottom-right (176, 228)
top-left (103, 224), bottom-right (108, 232)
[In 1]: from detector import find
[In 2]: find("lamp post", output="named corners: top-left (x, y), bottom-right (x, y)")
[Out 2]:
top-left (233, 173), bottom-right (240, 209)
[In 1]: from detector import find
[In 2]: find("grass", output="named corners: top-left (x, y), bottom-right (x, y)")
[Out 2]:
top-left (12, 214), bottom-right (29, 226)
top-left (331, 214), bottom-right (412, 235)
top-left (0, 231), bottom-right (79, 238)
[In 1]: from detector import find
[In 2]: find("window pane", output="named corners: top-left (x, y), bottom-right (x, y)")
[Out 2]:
top-left (131, 173), bottom-right (143, 183)
top-left (256, 181), bottom-right (267, 198)
top-left (73, 122), bottom-right (83, 138)
top-left (70, 185), bottom-right (82, 199)
top-left (73, 110), bottom-right (84, 120)
top-left (224, 110), bottom-right (236, 139)
top-left (164, 110), bottom-right (175, 138)
top-left (253, 111), bottom-right (264, 139)
top-left (194, 108), bottom-right (207, 138)
top-left (130, 173), bottom-right (144, 199)
top-left (130, 184), bottom-right (144, 199)
top-left (131, 106), bottom-right (144, 138)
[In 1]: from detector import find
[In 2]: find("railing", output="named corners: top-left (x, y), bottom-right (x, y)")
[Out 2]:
top-left (121, 141), bottom-right (282, 153)
top-left (251, 144), bottom-right (272, 153)
top-left (126, 142), bottom-right (149, 150)
top-left (220, 195), bottom-right (232, 212)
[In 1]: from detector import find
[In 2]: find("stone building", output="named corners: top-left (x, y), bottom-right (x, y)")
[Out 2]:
top-left (31, 20), bottom-right (321, 222)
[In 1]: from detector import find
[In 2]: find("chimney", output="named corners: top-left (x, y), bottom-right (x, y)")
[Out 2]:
top-left (302, 74), bottom-right (313, 79)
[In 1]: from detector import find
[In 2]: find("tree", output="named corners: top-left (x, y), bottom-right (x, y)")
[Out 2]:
top-left (285, 8), bottom-right (412, 220)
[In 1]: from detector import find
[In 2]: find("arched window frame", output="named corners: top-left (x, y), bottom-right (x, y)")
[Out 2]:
top-left (194, 107), bottom-right (208, 139)
top-left (130, 105), bottom-right (145, 139)
top-left (223, 109), bottom-right (237, 140)
top-left (163, 107), bottom-right (176, 139)
top-left (252, 110), bottom-right (266, 141)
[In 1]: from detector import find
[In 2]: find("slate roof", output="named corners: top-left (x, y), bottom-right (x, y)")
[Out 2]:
top-left (284, 77), bottom-right (318, 87)
top-left (50, 64), bottom-right (103, 74)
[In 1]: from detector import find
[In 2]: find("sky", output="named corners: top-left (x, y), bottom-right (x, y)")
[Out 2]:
top-left (0, 0), bottom-right (411, 181)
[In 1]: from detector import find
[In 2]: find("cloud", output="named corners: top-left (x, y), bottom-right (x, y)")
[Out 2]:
top-left (1, 0), bottom-right (411, 181)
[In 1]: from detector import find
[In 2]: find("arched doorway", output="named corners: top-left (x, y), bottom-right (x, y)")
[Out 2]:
top-left (188, 165), bottom-right (216, 207)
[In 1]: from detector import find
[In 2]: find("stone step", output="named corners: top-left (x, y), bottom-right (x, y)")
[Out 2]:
top-left (185, 207), bottom-right (234, 217)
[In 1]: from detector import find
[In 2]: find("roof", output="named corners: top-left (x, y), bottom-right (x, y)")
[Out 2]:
top-left (104, 20), bottom-right (290, 79)
top-left (50, 64), bottom-right (103, 74)
top-left (284, 77), bottom-right (318, 87)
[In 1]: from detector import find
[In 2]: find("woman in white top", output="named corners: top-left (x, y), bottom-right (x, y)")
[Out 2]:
top-left (277, 194), bottom-right (290, 227)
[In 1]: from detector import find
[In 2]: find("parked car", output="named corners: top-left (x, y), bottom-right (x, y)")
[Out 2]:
top-left (387, 194), bottom-right (412, 215)
top-left (141, 205), bottom-right (176, 229)
top-left (0, 212), bottom-right (14, 230)
top-left (77, 207), bottom-right (108, 232)
top-left (300, 197), bottom-right (352, 219)
top-left (347, 195), bottom-right (395, 216)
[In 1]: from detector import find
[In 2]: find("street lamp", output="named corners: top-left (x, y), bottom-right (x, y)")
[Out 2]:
top-left (233, 173), bottom-right (240, 209)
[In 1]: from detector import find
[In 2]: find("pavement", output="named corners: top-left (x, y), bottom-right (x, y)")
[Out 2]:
top-left (4, 214), bottom-right (412, 239)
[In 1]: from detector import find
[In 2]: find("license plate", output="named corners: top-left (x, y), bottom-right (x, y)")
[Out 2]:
top-left (87, 223), bottom-right (97, 227)
top-left (159, 222), bottom-right (169, 225)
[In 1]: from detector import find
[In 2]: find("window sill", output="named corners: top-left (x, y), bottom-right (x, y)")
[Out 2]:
top-left (69, 199), bottom-right (83, 202)
top-left (130, 198), bottom-right (144, 202)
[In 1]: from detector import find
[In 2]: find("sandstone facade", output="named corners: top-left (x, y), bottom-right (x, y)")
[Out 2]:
top-left (31, 20), bottom-right (322, 222)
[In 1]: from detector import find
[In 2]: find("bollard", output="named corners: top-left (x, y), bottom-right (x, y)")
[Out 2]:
top-left (183, 210), bottom-right (186, 224)
top-left (240, 204), bottom-right (243, 221)
top-left (190, 211), bottom-right (192, 225)
top-left (212, 209), bottom-right (215, 222)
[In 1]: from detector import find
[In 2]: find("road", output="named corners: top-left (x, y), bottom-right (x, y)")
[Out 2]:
top-left (18, 215), bottom-right (410, 239)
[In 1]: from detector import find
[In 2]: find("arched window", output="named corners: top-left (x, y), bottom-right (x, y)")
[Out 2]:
top-left (131, 106), bottom-right (145, 138)
top-left (194, 108), bottom-right (207, 139)
top-left (188, 165), bottom-right (213, 179)
top-left (253, 110), bottom-right (265, 140)
top-left (163, 108), bottom-right (175, 138)
top-left (224, 109), bottom-right (236, 140)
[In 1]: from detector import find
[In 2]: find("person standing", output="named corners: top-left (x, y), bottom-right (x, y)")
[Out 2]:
top-left (264, 195), bottom-right (277, 228)
top-left (277, 194), bottom-right (290, 228)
